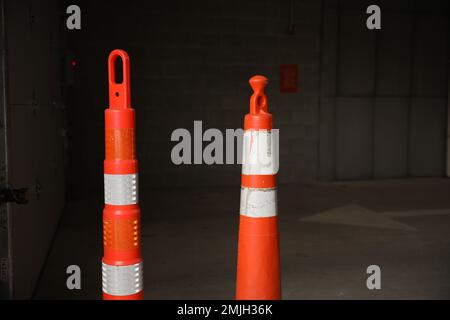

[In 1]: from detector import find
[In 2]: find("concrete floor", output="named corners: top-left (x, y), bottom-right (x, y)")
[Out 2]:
top-left (34, 178), bottom-right (450, 299)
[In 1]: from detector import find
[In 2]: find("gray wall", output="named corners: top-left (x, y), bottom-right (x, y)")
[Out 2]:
top-left (1, 0), bottom-right (65, 298)
top-left (319, 0), bottom-right (449, 181)
top-left (67, 0), bottom-right (449, 198)
top-left (68, 0), bottom-right (322, 197)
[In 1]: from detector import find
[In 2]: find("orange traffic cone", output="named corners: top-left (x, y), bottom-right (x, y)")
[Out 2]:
top-left (236, 75), bottom-right (281, 300)
top-left (102, 49), bottom-right (144, 300)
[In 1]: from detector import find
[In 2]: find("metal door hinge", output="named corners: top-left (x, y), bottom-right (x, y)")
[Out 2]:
top-left (0, 207), bottom-right (6, 229)
top-left (0, 258), bottom-right (8, 283)
top-left (0, 188), bottom-right (28, 204)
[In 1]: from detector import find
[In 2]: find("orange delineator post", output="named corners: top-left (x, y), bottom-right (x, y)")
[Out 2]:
top-left (102, 49), bottom-right (143, 300)
top-left (236, 75), bottom-right (281, 300)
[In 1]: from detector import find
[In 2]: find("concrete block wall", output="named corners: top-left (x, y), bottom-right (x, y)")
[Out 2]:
top-left (67, 0), bottom-right (322, 196)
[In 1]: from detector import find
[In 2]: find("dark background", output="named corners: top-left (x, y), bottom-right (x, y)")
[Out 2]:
top-left (65, 0), bottom-right (450, 198)
top-left (66, 0), bottom-right (321, 198)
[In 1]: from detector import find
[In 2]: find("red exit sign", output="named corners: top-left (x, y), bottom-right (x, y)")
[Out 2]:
top-left (280, 64), bottom-right (298, 93)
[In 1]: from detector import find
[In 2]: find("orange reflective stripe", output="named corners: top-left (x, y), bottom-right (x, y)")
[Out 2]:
top-left (103, 204), bottom-right (141, 266)
top-left (241, 174), bottom-right (276, 188)
top-left (103, 217), bottom-right (140, 251)
top-left (105, 128), bottom-right (136, 160)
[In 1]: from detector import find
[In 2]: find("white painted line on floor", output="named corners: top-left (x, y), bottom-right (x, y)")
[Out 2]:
top-left (300, 204), bottom-right (416, 231)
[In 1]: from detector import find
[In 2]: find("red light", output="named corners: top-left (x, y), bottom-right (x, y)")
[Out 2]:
top-left (71, 60), bottom-right (77, 67)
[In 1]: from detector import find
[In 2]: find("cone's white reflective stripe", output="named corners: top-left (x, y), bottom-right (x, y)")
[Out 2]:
top-left (104, 174), bottom-right (138, 205)
top-left (242, 130), bottom-right (279, 175)
top-left (102, 262), bottom-right (143, 296)
top-left (240, 187), bottom-right (277, 218)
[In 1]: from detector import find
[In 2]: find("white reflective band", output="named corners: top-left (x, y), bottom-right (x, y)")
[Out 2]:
top-left (102, 262), bottom-right (143, 296)
top-left (242, 130), bottom-right (279, 175)
top-left (104, 174), bottom-right (138, 205)
top-left (240, 187), bottom-right (277, 217)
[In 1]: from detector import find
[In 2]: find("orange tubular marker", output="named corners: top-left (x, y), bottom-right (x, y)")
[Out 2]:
top-left (236, 75), bottom-right (281, 300)
top-left (102, 49), bottom-right (143, 300)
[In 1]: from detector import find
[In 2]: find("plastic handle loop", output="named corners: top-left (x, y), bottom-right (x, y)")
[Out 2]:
top-left (108, 49), bottom-right (131, 109)
top-left (249, 75), bottom-right (268, 115)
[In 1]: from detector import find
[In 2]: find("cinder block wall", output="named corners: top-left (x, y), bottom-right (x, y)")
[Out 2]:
top-left (67, 0), bottom-right (322, 196)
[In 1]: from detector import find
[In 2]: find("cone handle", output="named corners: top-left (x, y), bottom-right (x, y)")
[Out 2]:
top-left (249, 75), bottom-right (268, 115)
top-left (108, 49), bottom-right (131, 109)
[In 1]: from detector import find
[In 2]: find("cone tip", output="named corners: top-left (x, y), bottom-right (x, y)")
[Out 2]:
top-left (249, 75), bottom-right (268, 92)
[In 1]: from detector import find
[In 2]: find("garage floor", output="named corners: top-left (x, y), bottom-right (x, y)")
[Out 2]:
top-left (33, 178), bottom-right (450, 299)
